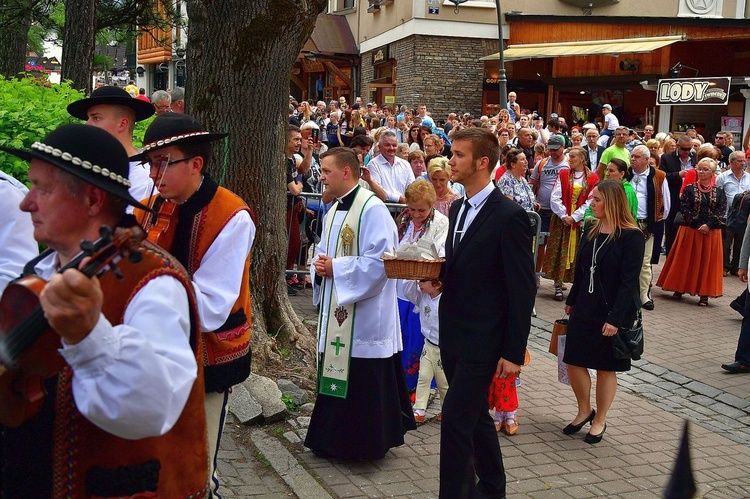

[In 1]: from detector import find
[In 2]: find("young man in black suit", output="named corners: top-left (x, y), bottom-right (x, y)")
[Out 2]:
top-left (439, 127), bottom-right (537, 498)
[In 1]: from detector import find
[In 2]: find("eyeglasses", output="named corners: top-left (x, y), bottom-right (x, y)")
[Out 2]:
top-left (147, 155), bottom-right (196, 174)
top-left (679, 147), bottom-right (692, 152)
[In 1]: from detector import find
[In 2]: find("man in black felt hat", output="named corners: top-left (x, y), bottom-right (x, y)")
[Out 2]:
top-left (133, 112), bottom-right (255, 498)
top-left (67, 85), bottom-right (156, 207)
top-left (0, 124), bottom-right (209, 497)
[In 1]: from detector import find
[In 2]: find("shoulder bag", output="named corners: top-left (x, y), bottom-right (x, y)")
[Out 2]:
top-left (598, 268), bottom-right (645, 361)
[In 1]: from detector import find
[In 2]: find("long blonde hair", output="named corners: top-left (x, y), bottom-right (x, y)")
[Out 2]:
top-left (587, 179), bottom-right (639, 240)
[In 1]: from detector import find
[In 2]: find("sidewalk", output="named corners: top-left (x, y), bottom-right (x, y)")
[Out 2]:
top-left (218, 259), bottom-right (750, 498)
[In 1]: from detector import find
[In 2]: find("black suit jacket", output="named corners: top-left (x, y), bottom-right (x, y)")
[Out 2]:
top-left (439, 187), bottom-right (536, 365)
top-left (583, 145), bottom-right (606, 170)
top-left (659, 151), bottom-right (696, 221)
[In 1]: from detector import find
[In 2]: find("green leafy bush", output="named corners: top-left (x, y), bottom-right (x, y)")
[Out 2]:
top-left (0, 75), bottom-right (85, 184)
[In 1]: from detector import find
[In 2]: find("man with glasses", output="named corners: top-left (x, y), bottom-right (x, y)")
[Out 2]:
top-left (643, 124), bottom-right (655, 142)
top-left (629, 145), bottom-right (670, 311)
top-left (151, 89), bottom-right (172, 115)
top-left (660, 134), bottom-right (696, 255)
top-left (582, 128), bottom-right (605, 170)
top-left (134, 113), bottom-right (256, 498)
top-left (597, 126), bottom-right (631, 180)
top-left (715, 131), bottom-right (733, 166)
top-left (67, 85), bottom-right (157, 211)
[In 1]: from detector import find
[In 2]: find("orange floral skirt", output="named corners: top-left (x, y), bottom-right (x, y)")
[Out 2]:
top-left (656, 226), bottom-right (723, 297)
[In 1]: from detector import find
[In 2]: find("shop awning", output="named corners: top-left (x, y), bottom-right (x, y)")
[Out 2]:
top-left (480, 35), bottom-right (685, 61)
top-left (305, 14), bottom-right (358, 55)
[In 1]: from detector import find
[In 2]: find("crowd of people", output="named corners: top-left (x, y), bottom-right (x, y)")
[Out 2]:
top-left (2, 82), bottom-right (750, 498)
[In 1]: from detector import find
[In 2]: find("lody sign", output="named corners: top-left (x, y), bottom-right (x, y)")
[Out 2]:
top-left (656, 77), bottom-right (730, 106)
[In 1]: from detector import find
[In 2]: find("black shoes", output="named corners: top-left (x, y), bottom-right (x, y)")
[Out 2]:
top-left (730, 299), bottom-right (745, 317)
top-left (642, 300), bottom-right (654, 311)
top-left (721, 362), bottom-right (750, 374)
top-left (562, 409), bottom-right (595, 435)
top-left (585, 423), bottom-right (607, 444)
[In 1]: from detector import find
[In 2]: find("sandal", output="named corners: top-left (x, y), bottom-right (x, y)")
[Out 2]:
top-left (698, 296), bottom-right (708, 307)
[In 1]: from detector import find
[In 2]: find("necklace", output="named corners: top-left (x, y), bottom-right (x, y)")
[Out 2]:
top-left (588, 230), bottom-right (611, 294)
top-left (697, 182), bottom-right (712, 193)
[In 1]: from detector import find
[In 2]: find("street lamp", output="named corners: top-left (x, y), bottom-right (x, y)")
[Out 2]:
top-left (448, 0), bottom-right (507, 112)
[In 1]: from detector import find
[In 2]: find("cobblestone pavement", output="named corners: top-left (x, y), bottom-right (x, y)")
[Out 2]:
top-left (219, 259), bottom-right (750, 498)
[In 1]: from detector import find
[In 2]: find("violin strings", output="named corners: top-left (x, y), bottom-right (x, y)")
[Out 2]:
top-left (2, 308), bottom-right (48, 361)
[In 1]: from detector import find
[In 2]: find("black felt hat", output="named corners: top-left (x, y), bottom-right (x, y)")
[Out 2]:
top-left (132, 113), bottom-right (228, 161)
top-left (67, 86), bottom-right (155, 122)
top-left (0, 124), bottom-right (151, 212)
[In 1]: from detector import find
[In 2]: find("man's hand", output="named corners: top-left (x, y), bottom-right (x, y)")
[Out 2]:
top-left (495, 358), bottom-right (521, 379)
top-left (39, 269), bottom-right (102, 345)
top-left (679, 170), bottom-right (687, 178)
top-left (739, 268), bottom-right (748, 283)
top-left (314, 254), bottom-right (334, 278)
top-left (398, 195), bottom-right (406, 204)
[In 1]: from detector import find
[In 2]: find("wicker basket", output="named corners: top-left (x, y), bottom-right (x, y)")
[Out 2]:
top-left (381, 256), bottom-right (445, 280)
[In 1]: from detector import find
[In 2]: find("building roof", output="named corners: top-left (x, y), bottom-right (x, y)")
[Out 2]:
top-left (307, 14), bottom-right (358, 55)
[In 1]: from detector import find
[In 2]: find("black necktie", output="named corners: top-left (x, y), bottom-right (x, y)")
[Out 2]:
top-left (454, 199), bottom-right (471, 248)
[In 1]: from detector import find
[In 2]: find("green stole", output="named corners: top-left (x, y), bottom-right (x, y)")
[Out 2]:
top-left (317, 186), bottom-right (376, 398)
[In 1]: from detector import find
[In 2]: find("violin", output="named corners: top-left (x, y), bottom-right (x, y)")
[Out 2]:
top-left (146, 200), bottom-right (179, 250)
top-left (0, 225), bottom-right (145, 427)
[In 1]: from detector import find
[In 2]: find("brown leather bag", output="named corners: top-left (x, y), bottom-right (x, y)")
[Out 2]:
top-left (549, 317), bottom-right (568, 356)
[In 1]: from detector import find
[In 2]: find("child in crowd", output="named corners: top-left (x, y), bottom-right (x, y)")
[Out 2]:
top-left (399, 278), bottom-right (449, 423)
top-left (488, 349), bottom-right (529, 436)
top-left (326, 113), bottom-right (340, 148)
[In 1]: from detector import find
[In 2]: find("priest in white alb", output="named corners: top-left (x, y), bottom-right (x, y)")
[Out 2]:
top-left (304, 147), bottom-right (416, 460)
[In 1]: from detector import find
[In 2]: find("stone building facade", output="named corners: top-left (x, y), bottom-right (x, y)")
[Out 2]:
top-left (360, 35), bottom-right (499, 118)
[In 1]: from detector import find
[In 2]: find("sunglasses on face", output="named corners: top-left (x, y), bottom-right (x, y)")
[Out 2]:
top-left (680, 147), bottom-right (692, 152)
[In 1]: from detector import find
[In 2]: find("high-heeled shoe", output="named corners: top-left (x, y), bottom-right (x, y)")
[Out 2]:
top-left (562, 409), bottom-right (595, 435)
top-left (584, 423), bottom-right (607, 444)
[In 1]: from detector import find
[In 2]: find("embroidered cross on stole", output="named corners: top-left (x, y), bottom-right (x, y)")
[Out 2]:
top-left (317, 187), bottom-right (375, 398)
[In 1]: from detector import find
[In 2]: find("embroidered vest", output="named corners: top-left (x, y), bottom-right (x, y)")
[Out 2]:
top-left (646, 167), bottom-right (667, 230)
top-left (9, 243), bottom-right (209, 498)
top-left (136, 182), bottom-right (253, 392)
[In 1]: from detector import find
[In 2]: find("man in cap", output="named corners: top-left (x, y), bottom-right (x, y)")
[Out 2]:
top-left (530, 135), bottom-right (569, 233)
top-left (601, 104), bottom-right (619, 143)
top-left (133, 113), bottom-right (255, 497)
top-left (67, 85), bottom-right (157, 207)
top-left (0, 124), bottom-right (208, 497)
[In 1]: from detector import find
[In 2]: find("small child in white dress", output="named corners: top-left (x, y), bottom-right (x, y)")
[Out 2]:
top-left (399, 278), bottom-right (449, 423)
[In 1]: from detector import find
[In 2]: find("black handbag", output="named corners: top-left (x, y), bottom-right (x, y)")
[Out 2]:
top-left (612, 312), bottom-right (644, 360)
top-left (598, 274), bottom-right (645, 361)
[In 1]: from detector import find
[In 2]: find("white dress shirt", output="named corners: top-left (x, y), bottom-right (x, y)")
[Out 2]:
top-left (0, 171), bottom-right (37, 296)
top-left (368, 154), bottom-right (416, 202)
top-left (33, 252), bottom-right (197, 440)
top-left (630, 167), bottom-right (671, 221)
top-left (453, 181), bottom-right (496, 244)
top-left (716, 169), bottom-right (750, 217)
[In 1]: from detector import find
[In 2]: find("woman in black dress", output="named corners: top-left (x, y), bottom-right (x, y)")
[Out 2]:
top-left (562, 180), bottom-right (645, 444)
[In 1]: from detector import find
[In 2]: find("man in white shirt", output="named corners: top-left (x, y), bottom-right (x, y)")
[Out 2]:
top-left (601, 104), bottom-right (619, 142)
top-left (306, 147), bottom-right (415, 459)
top-left (629, 145), bottom-right (670, 311)
top-left (0, 124), bottom-right (207, 497)
top-left (717, 151), bottom-right (750, 276)
top-left (417, 103), bottom-right (435, 130)
top-left (368, 130), bottom-right (415, 203)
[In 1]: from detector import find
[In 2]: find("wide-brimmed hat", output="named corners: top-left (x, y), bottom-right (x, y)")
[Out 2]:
top-left (0, 124), bottom-right (151, 212)
top-left (67, 86), bottom-right (155, 122)
top-left (132, 113), bottom-right (228, 161)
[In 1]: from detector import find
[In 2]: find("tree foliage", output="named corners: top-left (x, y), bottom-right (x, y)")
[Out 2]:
top-left (0, 75), bottom-right (82, 182)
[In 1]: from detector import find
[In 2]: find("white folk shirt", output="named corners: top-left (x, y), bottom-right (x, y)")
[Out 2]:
top-left (368, 154), bottom-right (415, 202)
top-left (629, 167), bottom-right (671, 221)
top-left (191, 210), bottom-right (255, 332)
top-left (127, 160), bottom-right (156, 214)
top-left (32, 251), bottom-right (197, 440)
top-left (0, 171), bottom-right (37, 296)
top-left (398, 280), bottom-right (442, 346)
top-left (716, 169), bottom-right (750, 217)
top-left (550, 172), bottom-right (592, 222)
top-left (311, 190), bottom-right (401, 358)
